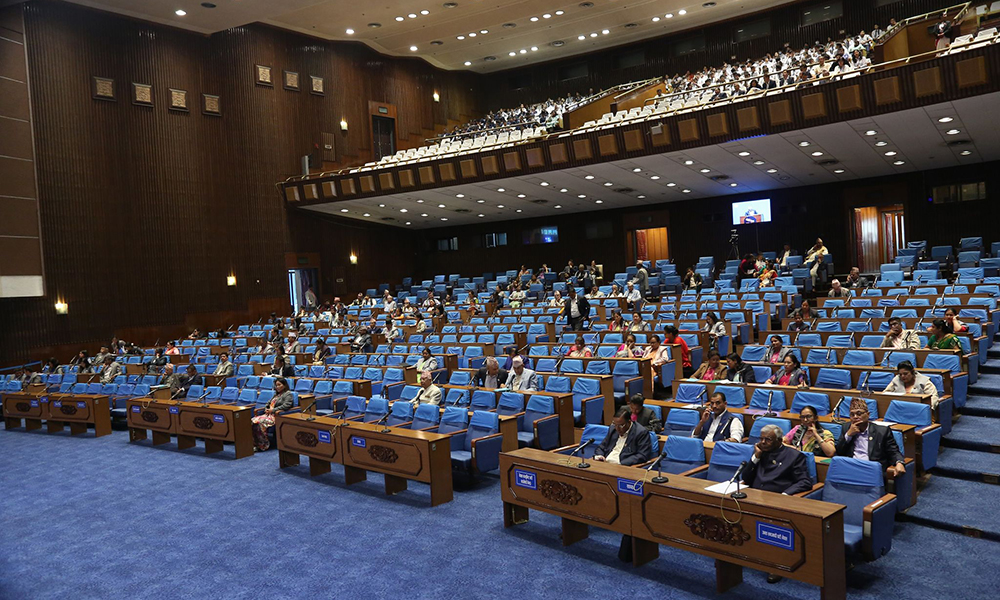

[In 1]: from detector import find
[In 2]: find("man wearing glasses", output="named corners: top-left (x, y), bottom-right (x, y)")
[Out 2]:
top-left (835, 398), bottom-right (906, 477)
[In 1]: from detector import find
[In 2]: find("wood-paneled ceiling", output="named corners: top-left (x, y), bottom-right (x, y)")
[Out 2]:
top-left (64, 0), bottom-right (794, 72)
top-left (301, 93), bottom-right (1000, 228)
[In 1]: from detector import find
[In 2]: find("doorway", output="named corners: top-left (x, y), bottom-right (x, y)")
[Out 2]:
top-left (288, 268), bottom-right (319, 312)
top-left (372, 115), bottom-right (396, 161)
top-left (853, 204), bottom-right (905, 271)
top-left (628, 227), bottom-right (670, 264)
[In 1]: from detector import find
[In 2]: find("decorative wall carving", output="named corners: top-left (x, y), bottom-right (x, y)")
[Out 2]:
top-left (539, 479), bottom-right (583, 505)
top-left (684, 514), bottom-right (751, 546)
top-left (368, 444), bottom-right (399, 463)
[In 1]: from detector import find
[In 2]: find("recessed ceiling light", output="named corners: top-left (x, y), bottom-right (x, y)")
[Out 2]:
top-left (578, 194), bottom-right (586, 198)
top-left (399, 208), bottom-right (408, 213)
top-left (682, 189), bottom-right (691, 193)
top-left (960, 150), bottom-right (972, 155)
top-left (753, 160), bottom-right (765, 165)
top-left (601, 29), bottom-right (610, 34)
top-left (497, 204), bottom-right (505, 208)
top-left (893, 160), bottom-right (905, 165)
top-left (738, 151), bottom-right (750, 156)
top-left (540, 182), bottom-right (549, 186)
top-left (363, 213), bottom-right (370, 217)
top-left (665, 13), bottom-right (673, 18)
top-left (478, 214), bottom-right (484, 217)
top-left (345, 28), bottom-right (355, 34)
top-left (410, 45), bottom-right (418, 51)
top-left (421, 213), bottom-right (429, 217)
top-left (437, 204), bottom-right (446, 208)
top-left (405, 221), bottom-right (411, 225)
top-left (699, 168), bottom-right (710, 173)
top-left (798, 141), bottom-right (810, 147)
top-left (416, 199), bottom-right (424, 203)
top-left (875, 141), bottom-right (888, 147)
top-left (595, 200), bottom-right (603, 204)
top-left (481, 29), bottom-right (488, 34)
top-left (603, 182), bottom-right (613, 186)
top-left (440, 218), bottom-right (448, 221)
top-left (530, 16), bottom-right (539, 21)
top-left (946, 129), bottom-right (960, 135)
top-left (865, 130), bottom-right (877, 135)
top-left (650, 175), bottom-right (660, 180)
top-left (497, 188), bottom-right (505, 192)
top-left (340, 208), bottom-right (348, 212)
top-left (578, 35), bottom-right (587, 39)
top-left (543, 13), bottom-right (552, 18)
top-left (884, 151), bottom-right (896, 156)
top-left (559, 188), bottom-right (568, 192)
top-left (666, 182), bottom-right (676, 187)
top-left (509, 51), bottom-right (516, 56)
top-left (477, 199), bottom-right (485, 203)
top-left (938, 116), bottom-right (954, 123)
top-left (396, 16), bottom-right (404, 21)
top-left (652, 16), bottom-right (660, 21)
top-left (368, 22), bottom-right (381, 28)
top-left (456, 193), bottom-right (464, 198)
top-left (517, 194), bottom-right (526, 198)
top-left (378, 204), bottom-right (385, 207)
top-left (201, 2), bottom-right (216, 7)
top-left (632, 167), bottom-right (642, 172)
top-left (766, 168), bottom-right (778, 173)
top-left (457, 35), bottom-right (465, 40)
top-left (421, 9), bottom-right (430, 15)
top-left (638, 195), bottom-right (646, 199)
top-left (729, 183), bottom-right (738, 187)
top-left (678, 9), bottom-right (686, 15)
top-left (408, 13), bottom-right (417, 18)
top-left (554, 205), bottom-right (562, 209)
top-left (175, 9), bottom-right (186, 16)
top-left (468, 32), bottom-right (476, 37)
top-left (555, 10), bottom-right (564, 15)
top-left (584, 175), bottom-right (594, 179)
top-left (531, 46), bottom-right (538, 51)
top-left (811, 151), bottom-right (823, 156)
top-left (590, 32), bottom-right (598, 37)
top-left (684, 160), bottom-right (694, 165)
top-left (833, 169), bottom-right (845, 174)
top-left (520, 49), bottom-right (527, 53)
top-left (516, 209), bottom-right (522, 213)
top-left (464, 61), bottom-right (471, 66)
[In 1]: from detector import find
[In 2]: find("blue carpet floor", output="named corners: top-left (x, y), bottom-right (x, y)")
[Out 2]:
top-left (939, 415), bottom-right (1000, 452)
top-left (934, 448), bottom-right (1000, 483)
top-left (904, 476), bottom-right (1000, 540)
top-left (1, 427), bottom-right (997, 600)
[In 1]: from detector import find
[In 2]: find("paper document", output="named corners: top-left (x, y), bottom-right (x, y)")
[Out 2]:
top-left (704, 481), bottom-right (739, 495)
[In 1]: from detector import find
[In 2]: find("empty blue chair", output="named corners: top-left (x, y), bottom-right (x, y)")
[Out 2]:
top-left (814, 368), bottom-right (852, 390)
top-left (518, 395), bottom-right (560, 450)
top-left (342, 396), bottom-right (367, 420)
top-left (448, 371), bottom-right (472, 386)
top-left (559, 424), bottom-right (609, 459)
top-left (807, 348), bottom-right (837, 365)
top-left (585, 360), bottom-right (611, 375)
top-left (713, 385), bottom-right (746, 408)
top-left (819, 457), bottom-right (897, 560)
top-left (612, 361), bottom-right (642, 403)
top-left (664, 408), bottom-right (700, 436)
top-left (386, 401), bottom-right (414, 427)
top-left (791, 391), bottom-right (831, 415)
top-left (749, 388), bottom-right (786, 411)
top-left (571, 377), bottom-right (604, 425)
top-left (657, 436), bottom-right (706, 474)
top-left (698, 441), bottom-right (755, 482)
top-left (497, 391), bottom-right (525, 416)
top-left (362, 397), bottom-right (389, 423)
top-left (436, 406), bottom-right (470, 435)
top-left (471, 389), bottom-right (499, 410)
top-left (445, 388), bottom-right (469, 407)
top-left (408, 404), bottom-right (441, 430)
top-left (843, 350), bottom-right (876, 366)
top-left (740, 345), bottom-right (767, 362)
top-left (451, 411), bottom-right (503, 474)
top-left (675, 383), bottom-right (707, 403)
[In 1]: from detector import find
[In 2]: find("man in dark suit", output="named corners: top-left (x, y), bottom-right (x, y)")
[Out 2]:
top-left (626, 394), bottom-right (662, 433)
top-left (563, 287), bottom-right (591, 332)
top-left (594, 407), bottom-right (653, 466)
top-left (350, 326), bottom-right (373, 354)
top-left (836, 398), bottom-right (906, 477)
top-left (474, 356), bottom-right (508, 389)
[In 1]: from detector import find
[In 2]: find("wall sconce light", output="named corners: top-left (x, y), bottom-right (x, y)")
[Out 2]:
top-left (340, 118), bottom-right (349, 131)
top-left (227, 275), bottom-right (237, 287)
top-left (432, 91), bottom-right (440, 102)
top-left (54, 300), bottom-right (69, 315)
top-left (349, 253), bottom-right (358, 264)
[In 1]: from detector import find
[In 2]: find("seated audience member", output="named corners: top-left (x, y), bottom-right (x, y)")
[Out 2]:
top-left (703, 312), bottom-right (726, 351)
top-left (627, 394), bottom-right (662, 433)
top-left (11, 366), bottom-right (35, 386)
top-left (758, 261), bottom-right (778, 287)
top-left (778, 243), bottom-right (795, 270)
top-left (567, 335), bottom-right (592, 358)
top-left (608, 311), bottom-right (627, 332)
top-left (804, 238), bottom-right (829, 285)
top-left (474, 357), bottom-right (508, 389)
top-left (765, 354), bottom-right (808, 387)
top-left (146, 348), bottom-right (168, 374)
top-left (312, 340), bottom-right (332, 365)
top-left (692, 350), bottom-right (727, 381)
top-left (269, 356), bottom-right (295, 378)
top-left (159, 363), bottom-right (182, 394)
top-left (70, 350), bottom-right (91, 372)
top-left (942, 307), bottom-right (967, 333)
top-left (726, 353), bottom-right (756, 383)
top-left (414, 313), bottom-right (427, 333)
top-left (926, 318), bottom-right (961, 350)
top-left (501, 345), bottom-right (528, 371)
top-left (682, 267), bottom-right (703, 292)
top-left (213, 352), bottom-right (234, 377)
top-left (250, 377), bottom-right (295, 452)
top-left (692, 392), bottom-right (744, 442)
top-left (764, 335), bottom-right (791, 364)
top-left (787, 312), bottom-right (810, 332)
top-left (99, 355), bottom-right (122, 385)
top-left (642, 335), bottom-right (671, 397)
top-left (508, 284), bottom-right (526, 308)
top-left (628, 312), bottom-right (649, 332)
top-left (92, 345), bottom-right (111, 367)
top-left (415, 348), bottom-right (439, 382)
top-left (285, 332), bottom-right (301, 354)
top-left (547, 290), bottom-right (563, 308)
top-left (508, 357), bottom-right (540, 392)
top-left (844, 267), bottom-right (868, 289)
top-left (586, 285), bottom-right (606, 299)
top-left (783, 405), bottom-right (835, 457)
top-left (615, 333), bottom-right (643, 358)
top-left (790, 300), bottom-right (813, 321)
top-left (177, 364), bottom-right (204, 398)
top-left (663, 325), bottom-right (692, 378)
top-left (411, 370), bottom-right (442, 407)
top-left (594, 407), bottom-right (653, 466)
top-left (745, 423), bottom-right (813, 495)
top-left (827, 279), bottom-right (850, 298)
top-left (883, 361), bottom-right (940, 408)
top-left (188, 329), bottom-right (201, 340)
top-left (836, 398), bottom-right (906, 477)
top-left (881, 317), bottom-right (920, 349)
top-left (385, 321), bottom-right (403, 344)
top-left (42, 357), bottom-right (62, 375)
top-left (625, 282), bottom-right (643, 312)
top-left (350, 326), bottom-right (373, 354)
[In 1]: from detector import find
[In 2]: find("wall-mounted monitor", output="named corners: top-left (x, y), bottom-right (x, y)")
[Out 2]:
top-left (523, 226), bottom-right (559, 244)
top-left (732, 199), bottom-right (772, 225)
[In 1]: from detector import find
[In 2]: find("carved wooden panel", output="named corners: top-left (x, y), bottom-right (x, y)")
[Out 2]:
top-left (321, 181), bottom-right (337, 197)
top-left (549, 143), bottom-right (568, 164)
top-left (481, 155), bottom-right (499, 175)
top-left (956, 56), bottom-right (987, 88)
top-left (598, 134), bottom-right (618, 156)
top-left (503, 151), bottom-right (522, 171)
top-left (678, 119), bottom-right (699, 143)
top-left (460, 159), bottom-right (477, 178)
top-left (303, 183), bottom-right (318, 200)
top-left (418, 166), bottom-right (436, 185)
top-left (526, 148), bottom-right (545, 168)
top-left (736, 107), bottom-right (759, 132)
top-left (439, 162), bottom-right (456, 181)
top-left (340, 178), bottom-right (356, 196)
top-left (706, 112), bottom-right (729, 137)
top-left (768, 100), bottom-right (792, 126)
top-left (836, 85), bottom-right (862, 112)
top-left (873, 77), bottom-right (901, 105)
top-left (801, 93), bottom-right (827, 119)
top-left (503, 466), bottom-right (625, 528)
top-left (623, 129), bottom-right (644, 152)
top-left (378, 172), bottom-right (395, 191)
top-left (359, 175), bottom-right (375, 194)
top-left (913, 67), bottom-right (942, 98)
top-left (573, 138), bottom-right (593, 160)
top-left (398, 169), bottom-right (415, 188)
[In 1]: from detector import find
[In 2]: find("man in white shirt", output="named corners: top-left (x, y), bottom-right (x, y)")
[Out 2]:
top-left (881, 317), bottom-right (921, 350)
top-left (508, 357), bottom-right (539, 392)
top-left (692, 393), bottom-right (745, 442)
top-left (625, 282), bottom-right (643, 312)
top-left (594, 407), bottom-right (653, 466)
top-left (412, 370), bottom-right (441, 408)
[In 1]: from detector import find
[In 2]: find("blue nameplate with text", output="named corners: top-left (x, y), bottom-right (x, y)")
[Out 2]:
top-left (169, 406), bottom-right (179, 414)
top-left (77, 402), bottom-right (87, 409)
top-left (54, 401), bottom-right (63, 408)
top-left (351, 436), bottom-right (366, 448)
top-left (318, 430), bottom-right (331, 444)
top-left (617, 478), bottom-right (644, 496)
top-left (39, 396), bottom-right (49, 403)
top-left (514, 469), bottom-right (537, 490)
top-left (131, 406), bottom-right (140, 413)
top-left (213, 414), bottom-right (225, 423)
top-left (756, 522), bottom-right (795, 550)
top-left (30, 400), bottom-right (39, 407)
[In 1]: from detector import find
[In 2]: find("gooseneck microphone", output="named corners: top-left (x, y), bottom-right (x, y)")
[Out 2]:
top-left (570, 438), bottom-right (595, 469)
top-left (729, 460), bottom-right (749, 499)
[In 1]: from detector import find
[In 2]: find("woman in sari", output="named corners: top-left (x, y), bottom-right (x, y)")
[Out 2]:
top-left (251, 377), bottom-right (295, 451)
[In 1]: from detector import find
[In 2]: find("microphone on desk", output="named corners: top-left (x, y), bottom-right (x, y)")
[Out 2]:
top-left (729, 461), bottom-right (749, 499)
top-left (301, 398), bottom-right (319, 421)
top-left (197, 390), bottom-right (211, 406)
top-left (882, 350), bottom-right (894, 368)
top-left (373, 411), bottom-right (391, 433)
top-left (695, 388), bottom-right (707, 408)
top-left (830, 395), bottom-right (849, 423)
top-left (763, 390), bottom-right (776, 417)
top-left (569, 438), bottom-right (595, 469)
top-left (647, 452), bottom-right (668, 484)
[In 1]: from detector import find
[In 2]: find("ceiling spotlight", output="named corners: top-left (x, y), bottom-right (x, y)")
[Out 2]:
top-left (421, 9), bottom-right (429, 14)
top-left (738, 151), bottom-right (750, 156)
top-left (540, 182), bottom-right (549, 186)
top-left (410, 45), bottom-right (418, 51)
top-left (578, 194), bottom-right (586, 198)
top-left (416, 199), bottom-right (424, 203)
top-left (665, 13), bottom-right (673, 18)
top-left (590, 32), bottom-right (598, 37)
top-left (578, 35), bottom-right (586, 40)
top-left (684, 160), bottom-right (694, 165)
top-left (531, 46), bottom-right (538, 51)
top-left (405, 221), bottom-right (411, 225)
top-left (554, 205), bottom-right (562, 209)
top-left (516, 209), bottom-right (523, 213)
top-left (595, 200), bottom-right (603, 204)
top-left (584, 175), bottom-right (594, 179)
top-left (603, 182), bottom-right (613, 186)
top-left (340, 208), bottom-right (349, 212)
top-left (399, 208), bottom-right (408, 213)
top-left (652, 16), bottom-right (660, 21)
top-left (478, 213), bottom-right (484, 217)
top-left (421, 213), bottom-right (429, 217)
top-left (509, 52), bottom-right (516, 56)
top-left (559, 188), bottom-right (568, 192)
top-left (543, 13), bottom-right (552, 18)
top-left (798, 141), bottom-right (810, 147)
top-left (556, 10), bottom-right (564, 15)
top-left (938, 116), bottom-right (954, 123)
top-left (378, 204), bottom-right (385, 207)
top-left (884, 151), bottom-right (897, 156)
top-left (530, 16), bottom-right (539, 21)
top-left (753, 160), bottom-right (765, 165)
top-left (408, 13), bottom-right (417, 18)
top-left (497, 204), bottom-right (505, 208)
top-left (729, 182), bottom-right (738, 187)
top-left (893, 160), bottom-right (905, 165)
top-left (766, 168), bottom-right (778, 173)
top-left (682, 189), bottom-right (691, 193)
top-left (456, 194), bottom-right (464, 198)
top-left (650, 175), bottom-right (660, 180)
top-left (638, 195), bottom-right (646, 199)
top-left (464, 61), bottom-right (471, 66)
top-left (345, 28), bottom-right (355, 34)
top-left (678, 9), bottom-right (686, 15)
top-left (519, 49), bottom-right (527, 54)
top-left (865, 130), bottom-right (877, 135)
top-left (396, 16), bottom-right (404, 21)
top-left (497, 188), bottom-right (505, 192)
top-left (632, 167), bottom-right (642, 172)
top-left (458, 35), bottom-right (465, 40)
top-left (875, 141), bottom-right (888, 147)
top-left (601, 29), bottom-right (610, 34)
top-left (960, 150), bottom-right (972, 156)
top-left (477, 199), bottom-right (485, 203)
top-left (834, 169), bottom-right (845, 174)
top-left (481, 29), bottom-right (488, 34)
top-left (517, 194), bottom-right (526, 198)
top-left (666, 182), bottom-right (676, 187)
top-left (946, 129), bottom-right (960, 135)
top-left (699, 168), bottom-right (710, 173)
top-left (437, 204), bottom-right (446, 208)
top-left (175, 9), bottom-right (186, 16)
top-left (811, 151), bottom-right (823, 156)
top-left (363, 213), bottom-right (370, 217)
top-left (440, 218), bottom-right (448, 221)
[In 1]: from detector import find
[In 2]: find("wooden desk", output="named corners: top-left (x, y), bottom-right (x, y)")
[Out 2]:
top-left (126, 398), bottom-right (254, 459)
top-left (500, 448), bottom-right (845, 600)
top-left (3, 392), bottom-right (47, 432)
top-left (276, 413), bottom-right (454, 506)
top-left (3, 392), bottom-right (111, 438)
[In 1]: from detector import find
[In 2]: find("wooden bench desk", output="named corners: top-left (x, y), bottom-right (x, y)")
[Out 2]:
top-left (126, 398), bottom-right (254, 459)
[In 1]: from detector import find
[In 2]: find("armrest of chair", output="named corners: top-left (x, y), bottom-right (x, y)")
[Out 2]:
top-left (554, 443), bottom-right (579, 454)
top-left (794, 482), bottom-right (825, 499)
top-left (625, 376), bottom-right (644, 396)
top-left (580, 394), bottom-right (604, 425)
top-left (382, 381), bottom-right (405, 401)
top-left (533, 414), bottom-right (561, 450)
top-left (472, 432), bottom-right (505, 473)
top-left (951, 371), bottom-right (968, 409)
top-left (448, 429), bottom-right (469, 451)
top-left (468, 357), bottom-right (486, 370)
top-left (915, 423), bottom-right (942, 471)
top-left (886, 457), bottom-right (915, 510)
top-left (430, 368), bottom-right (449, 384)
top-left (680, 464), bottom-right (709, 478)
top-left (933, 396), bottom-right (954, 435)
top-left (862, 493), bottom-right (898, 560)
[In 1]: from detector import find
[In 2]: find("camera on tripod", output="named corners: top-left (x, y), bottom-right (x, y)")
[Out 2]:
top-left (729, 229), bottom-right (739, 244)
